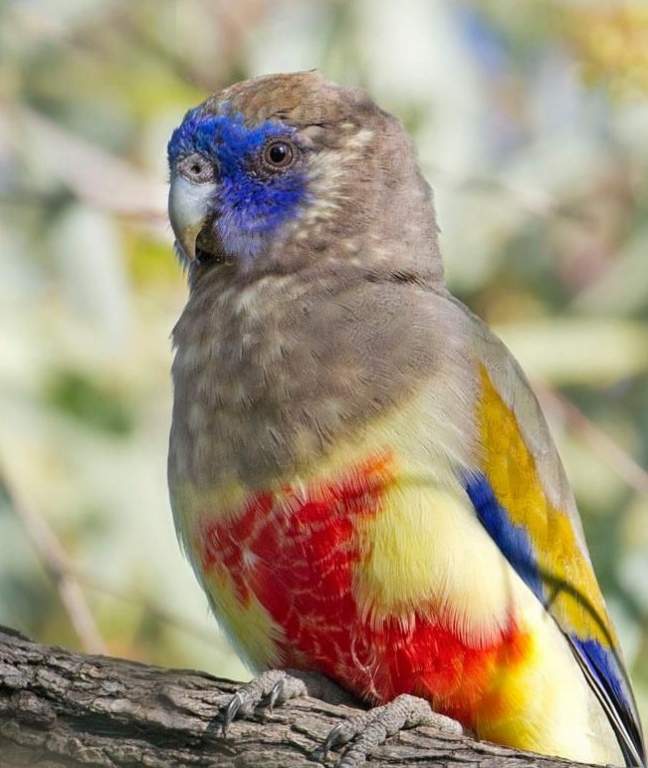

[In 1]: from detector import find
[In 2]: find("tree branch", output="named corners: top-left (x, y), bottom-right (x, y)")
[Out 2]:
top-left (0, 626), bottom-right (595, 768)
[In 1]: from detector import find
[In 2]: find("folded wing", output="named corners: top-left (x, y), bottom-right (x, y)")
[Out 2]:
top-left (465, 324), bottom-right (645, 767)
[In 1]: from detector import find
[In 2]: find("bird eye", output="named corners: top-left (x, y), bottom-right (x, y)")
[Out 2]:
top-left (262, 140), bottom-right (296, 170)
top-left (177, 153), bottom-right (216, 183)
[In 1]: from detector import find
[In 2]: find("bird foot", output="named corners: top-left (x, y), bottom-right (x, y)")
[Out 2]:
top-left (220, 669), bottom-right (354, 735)
top-left (313, 693), bottom-right (465, 768)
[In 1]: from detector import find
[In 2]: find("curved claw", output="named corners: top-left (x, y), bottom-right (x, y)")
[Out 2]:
top-left (222, 692), bottom-right (243, 736)
top-left (268, 678), bottom-right (284, 713)
top-left (218, 670), bottom-right (313, 740)
top-left (312, 721), bottom-right (346, 762)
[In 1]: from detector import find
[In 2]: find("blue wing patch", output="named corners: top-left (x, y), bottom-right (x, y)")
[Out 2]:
top-left (569, 635), bottom-right (646, 768)
top-left (464, 472), bottom-right (543, 599)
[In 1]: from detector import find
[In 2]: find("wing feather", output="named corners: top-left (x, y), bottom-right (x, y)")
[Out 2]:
top-left (464, 320), bottom-right (645, 767)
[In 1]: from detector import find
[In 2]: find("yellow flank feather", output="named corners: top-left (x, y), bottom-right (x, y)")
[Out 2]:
top-left (477, 365), bottom-right (616, 647)
top-left (202, 569), bottom-right (283, 671)
top-left (476, 593), bottom-right (616, 764)
top-left (353, 476), bottom-right (518, 645)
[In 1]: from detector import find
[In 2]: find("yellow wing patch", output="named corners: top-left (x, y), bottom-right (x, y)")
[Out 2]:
top-left (477, 364), bottom-right (616, 648)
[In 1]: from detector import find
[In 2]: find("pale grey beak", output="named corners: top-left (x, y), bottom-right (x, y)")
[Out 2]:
top-left (168, 175), bottom-right (218, 262)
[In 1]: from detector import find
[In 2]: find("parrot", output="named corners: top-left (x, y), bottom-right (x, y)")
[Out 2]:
top-left (166, 71), bottom-right (645, 768)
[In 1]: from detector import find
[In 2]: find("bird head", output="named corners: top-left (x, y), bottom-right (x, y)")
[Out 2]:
top-left (167, 71), bottom-right (441, 282)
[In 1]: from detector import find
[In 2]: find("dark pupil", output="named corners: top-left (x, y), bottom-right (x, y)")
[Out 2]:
top-left (191, 162), bottom-right (202, 175)
top-left (269, 143), bottom-right (287, 164)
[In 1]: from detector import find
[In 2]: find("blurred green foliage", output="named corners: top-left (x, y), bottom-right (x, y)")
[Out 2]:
top-left (45, 369), bottom-right (135, 435)
top-left (0, 0), bottom-right (647, 731)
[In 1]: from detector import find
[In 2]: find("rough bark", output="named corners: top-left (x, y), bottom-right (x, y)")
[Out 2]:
top-left (0, 626), bottom-right (588, 768)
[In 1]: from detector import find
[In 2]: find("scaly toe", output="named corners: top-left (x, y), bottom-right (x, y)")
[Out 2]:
top-left (220, 669), bottom-right (308, 735)
top-left (315, 694), bottom-right (464, 768)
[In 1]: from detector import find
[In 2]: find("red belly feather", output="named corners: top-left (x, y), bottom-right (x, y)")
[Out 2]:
top-left (200, 455), bottom-right (529, 726)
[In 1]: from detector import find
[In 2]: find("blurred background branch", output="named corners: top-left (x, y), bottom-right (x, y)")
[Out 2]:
top-left (537, 387), bottom-right (648, 498)
top-left (0, 461), bottom-right (222, 652)
top-left (1, 0), bottom-right (647, 733)
top-left (0, 462), bottom-right (107, 655)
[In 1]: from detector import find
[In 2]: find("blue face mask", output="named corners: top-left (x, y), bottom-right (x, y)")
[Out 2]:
top-left (168, 106), bottom-right (309, 263)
